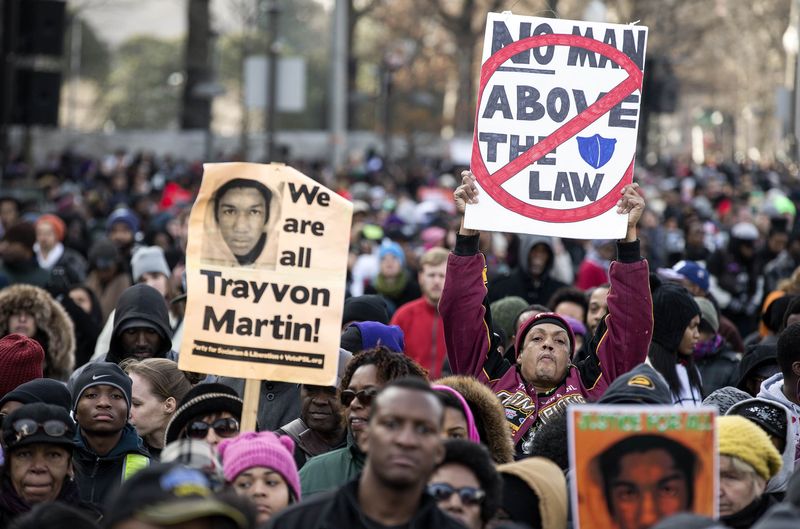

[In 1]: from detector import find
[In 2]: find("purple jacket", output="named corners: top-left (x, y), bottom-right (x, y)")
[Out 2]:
top-left (440, 234), bottom-right (653, 455)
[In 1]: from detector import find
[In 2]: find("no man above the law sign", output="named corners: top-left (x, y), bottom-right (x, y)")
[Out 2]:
top-left (465, 12), bottom-right (648, 239)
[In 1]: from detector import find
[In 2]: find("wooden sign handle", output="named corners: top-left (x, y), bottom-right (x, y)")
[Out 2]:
top-left (241, 378), bottom-right (261, 432)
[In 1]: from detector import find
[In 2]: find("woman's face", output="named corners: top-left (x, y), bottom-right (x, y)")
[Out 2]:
top-left (232, 467), bottom-right (291, 523)
top-left (8, 311), bottom-right (37, 338)
top-left (678, 315), bottom-right (701, 356)
top-left (9, 443), bottom-right (71, 504)
top-left (442, 406), bottom-right (468, 440)
top-left (129, 373), bottom-right (170, 438)
top-left (139, 272), bottom-right (169, 298)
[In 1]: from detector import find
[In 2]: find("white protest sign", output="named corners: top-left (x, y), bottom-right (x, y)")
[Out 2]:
top-left (466, 13), bottom-right (648, 239)
top-left (179, 163), bottom-right (351, 386)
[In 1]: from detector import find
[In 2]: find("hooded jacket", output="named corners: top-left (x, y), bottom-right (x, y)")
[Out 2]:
top-left (727, 397), bottom-right (795, 495)
top-left (298, 435), bottom-right (366, 497)
top-left (758, 374), bottom-right (800, 474)
top-left (0, 284), bottom-right (75, 380)
top-left (267, 477), bottom-right (467, 529)
top-left (436, 374), bottom-right (515, 464)
top-left (487, 235), bottom-right (568, 305)
top-left (107, 284), bottom-right (173, 363)
top-left (497, 457), bottom-right (567, 529)
top-left (442, 234), bottom-right (652, 456)
top-left (72, 423), bottom-right (151, 509)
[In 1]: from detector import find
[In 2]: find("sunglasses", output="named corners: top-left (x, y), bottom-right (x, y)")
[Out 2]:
top-left (185, 418), bottom-right (240, 440)
top-left (12, 419), bottom-right (70, 442)
top-left (427, 483), bottom-right (486, 506)
top-left (340, 388), bottom-right (379, 407)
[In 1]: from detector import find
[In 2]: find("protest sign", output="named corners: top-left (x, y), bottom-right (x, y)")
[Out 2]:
top-left (467, 13), bottom-right (648, 238)
top-left (569, 405), bottom-right (717, 529)
top-left (179, 163), bottom-right (352, 389)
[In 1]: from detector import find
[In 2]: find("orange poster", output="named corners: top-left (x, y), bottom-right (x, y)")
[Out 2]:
top-left (179, 163), bottom-right (352, 385)
top-left (569, 405), bottom-right (718, 529)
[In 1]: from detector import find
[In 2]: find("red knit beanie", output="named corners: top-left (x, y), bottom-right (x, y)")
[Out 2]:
top-left (0, 334), bottom-right (45, 398)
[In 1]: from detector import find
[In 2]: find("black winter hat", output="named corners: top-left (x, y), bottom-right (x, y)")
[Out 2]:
top-left (702, 386), bottom-right (750, 414)
top-left (727, 398), bottom-right (788, 443)
top-left (651, 282), bottom-right (700, 352)
top-left (103, 463), bottom-right (248, 529)
top-left (598, 364), bottom-right (672, 404)
top-left (751, 503), bottom-right (800, 529)
top-left (737, 344), bottom-right (779, 390)
top-left (70, 362), bottom-right (132, 411)
top-left (342, 295), bottom-right (390, 326)
top-left (2, 402), bottom-right (76, 452)
top-left (0, 378), bottom-right (72, 410)
top-left (164, 383), bottom-right (243, 445)
top-left (651, 513), bottom-right (728, 529)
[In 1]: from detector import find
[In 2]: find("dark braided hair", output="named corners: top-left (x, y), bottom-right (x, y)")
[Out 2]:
top-left (339, 346), bottom-right (428, 392)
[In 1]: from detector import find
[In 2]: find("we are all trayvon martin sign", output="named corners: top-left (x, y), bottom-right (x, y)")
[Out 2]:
top-left (465, 12), bottom-right (648, 239)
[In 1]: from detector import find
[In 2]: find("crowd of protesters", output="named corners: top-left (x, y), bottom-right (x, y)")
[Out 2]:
top-left (2, 147), bottom-right (800, 529)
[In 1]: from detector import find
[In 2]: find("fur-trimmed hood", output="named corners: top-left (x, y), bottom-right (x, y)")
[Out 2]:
top-left (436, 374), bottom-right (515, 464)
top-left (0, 284), bottom-right (75, 380)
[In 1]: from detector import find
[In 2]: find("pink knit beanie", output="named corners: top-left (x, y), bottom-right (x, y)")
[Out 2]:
top-left (217, 431), bottom-right (301, 501)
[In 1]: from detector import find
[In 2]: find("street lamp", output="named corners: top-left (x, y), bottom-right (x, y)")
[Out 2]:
top-left (783, 3), bottom-right (799, 162)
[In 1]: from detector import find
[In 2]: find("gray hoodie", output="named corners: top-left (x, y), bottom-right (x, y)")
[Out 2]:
top-left (757, 373), bottom-right (800, 478)
top-left (728, 396), bottom-right (796, 494)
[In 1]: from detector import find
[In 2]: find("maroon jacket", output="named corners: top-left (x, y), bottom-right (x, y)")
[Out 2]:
top-left (440, 234), bottom-right (653, 455)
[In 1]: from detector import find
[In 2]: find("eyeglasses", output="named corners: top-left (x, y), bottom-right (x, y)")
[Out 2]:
top-left (185, 418), bottom-right (240, 440)
top-left (12, 419), bottom-right (70, 442)
top-left (340, 388), bottom-right (379, 407)
top-left (427, 483), bottom-right (486, 506)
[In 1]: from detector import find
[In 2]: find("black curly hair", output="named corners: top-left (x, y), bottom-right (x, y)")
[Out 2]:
top-left (434, 439), bottom-right (502, 524)
top-left (339, 345), bottom-right (428, 393)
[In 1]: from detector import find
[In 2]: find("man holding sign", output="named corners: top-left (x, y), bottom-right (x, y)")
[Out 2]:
top-left (441, 171), bottom-right (652, 456)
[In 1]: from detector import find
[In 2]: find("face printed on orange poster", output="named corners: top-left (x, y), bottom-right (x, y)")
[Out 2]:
top-left (568, 405), bottom-right (717, 529)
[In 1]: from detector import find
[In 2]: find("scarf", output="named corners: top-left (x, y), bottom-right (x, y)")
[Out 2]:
top-left (374, 269), bottom-right (409, 300)
top-left (34, 242), bottom-right (65, 269)
top-left (693, 334), bottom-right (724, 359)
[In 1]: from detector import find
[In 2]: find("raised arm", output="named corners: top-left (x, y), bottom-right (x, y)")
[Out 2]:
top-left (440, 172), bottom-right (496, 380)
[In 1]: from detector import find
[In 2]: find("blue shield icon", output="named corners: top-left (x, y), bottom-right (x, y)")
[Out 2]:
top-left (577, 134), bottom-right (617, 169)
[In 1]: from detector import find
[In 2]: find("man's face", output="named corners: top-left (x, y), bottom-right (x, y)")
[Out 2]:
top-left (120, 327), bottom-right (162, 360)
top-left (528, 244), bottom-right (549, 277)
top-left (9, 311), bottom-right (37, 338)
top-left (587, 287), bottom-right (610, 336)
top-left (419, 262), bottom-right (447, 305)
top-left (607, 449), bottom-right (690, 529)
top-left (554, 301), bottom-right (585, 323)
top-left (36, 222), bottom-right (57, 251)
top-left (677, 315), bottom-right (700, 356)
top-left (301, 384), bottom-right (343, 436)
top-left (429, 463), bottom-right (483, 529)
top-left (9, 443), bottom-right (71, 504)
top-left (0, 200), bottom-right (19, 228)
top-left (363, 387), bottom-right (444, 489)
top-left (345, 364), bottom-right (381, 448)
top-left (518, 323), bottom-right (571, 390)
top-left (216, 187), bottom-right (267, 257)
top-left (109, 223), bottom-right (134, 248)
top-left (76, 384), bottom-right (129, 434)
top-left (719, 456), bottom-right (763, 517)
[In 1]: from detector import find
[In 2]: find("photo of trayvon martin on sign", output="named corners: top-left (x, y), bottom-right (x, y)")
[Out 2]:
top-left (466, 13), bottom-right (648, 239)
top-left (180, 163), bottom-right (352, 386)
top-left (569, 405), bottom-right (717, 529)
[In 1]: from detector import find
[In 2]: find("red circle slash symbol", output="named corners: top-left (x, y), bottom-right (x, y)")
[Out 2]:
top-left (471, 34), bottom-right (643, 223)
